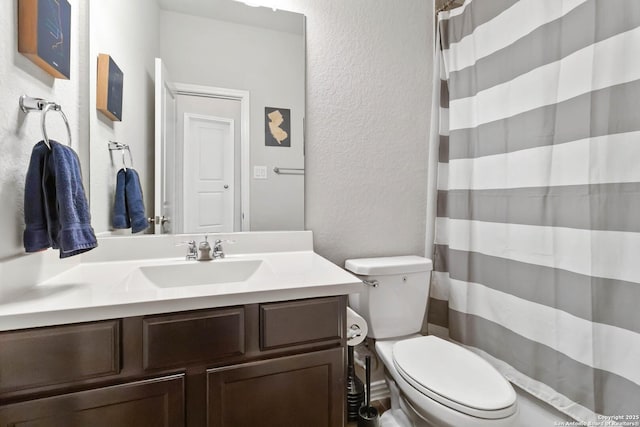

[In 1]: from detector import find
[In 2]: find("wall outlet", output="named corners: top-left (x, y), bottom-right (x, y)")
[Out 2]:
top-left (253, 165), bottom-right (267, 179)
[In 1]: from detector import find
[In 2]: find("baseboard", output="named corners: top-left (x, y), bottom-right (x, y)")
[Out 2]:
top-left (369, 379), bottom-right (390, 402)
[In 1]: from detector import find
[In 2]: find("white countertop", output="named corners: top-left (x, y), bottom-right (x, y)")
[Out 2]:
top-left (0, 233), bottom-right (363, 331)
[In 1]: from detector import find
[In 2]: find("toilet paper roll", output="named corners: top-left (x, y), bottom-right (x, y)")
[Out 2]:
top-left (346, 307), bottom-right (368, 346)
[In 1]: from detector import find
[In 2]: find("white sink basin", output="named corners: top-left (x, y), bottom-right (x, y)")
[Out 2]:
top-left (139, 259), bottom-right (263, 288)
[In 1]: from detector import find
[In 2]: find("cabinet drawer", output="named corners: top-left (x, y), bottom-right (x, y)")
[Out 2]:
top-left (0, 320), bottom-right (120, 393)
top-left (260, 297), bottom-right (344, 350)
top-left (0, 374), bottom-right (184, 427)
top-left (143, 307), bottom-right (244, 370)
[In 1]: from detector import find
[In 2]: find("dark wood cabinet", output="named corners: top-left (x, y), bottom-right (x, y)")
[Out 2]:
top-left (0, 296), bottom-right (347, 427)
top-left (260, 297), bottom-right (343, 350)
top-left (207, 348), bottom-right (344, 427)
top-left (143, 307), bottom-right (245, 370)
top-left (0, 374), bottom-right (184, 427)
top-left (0, 320), bottom-right (120, 394)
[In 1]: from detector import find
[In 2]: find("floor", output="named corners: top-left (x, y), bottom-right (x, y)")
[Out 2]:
top-left (512, 385), bottom-right (573, 427)
top-left (346, 389), bottom-right (573, 427)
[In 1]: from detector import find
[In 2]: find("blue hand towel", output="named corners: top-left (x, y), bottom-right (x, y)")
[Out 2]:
top-left (23, 141), bottom-right (51, 252)
top-left (45, 141), bottom-right (97, 257)
top-left (24, 140), bottom-right (97, 258)
top-left (112, 168), bottom-right (130, 229)
top-left (125, 169), bottom-right (149, 233)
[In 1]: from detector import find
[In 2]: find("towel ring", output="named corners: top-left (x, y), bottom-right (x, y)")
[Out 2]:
top-left (108, 141), bottom-right (133, 171)
top-left (19, 95), bottom-right (72, 150)
top-left (41, 102), bottom-right (72, 150)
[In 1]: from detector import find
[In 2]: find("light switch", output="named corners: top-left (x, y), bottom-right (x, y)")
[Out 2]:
top-left (254, 165), bottom-right (267, 179)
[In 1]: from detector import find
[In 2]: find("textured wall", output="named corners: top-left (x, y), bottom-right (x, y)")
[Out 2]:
top-left (0, 0), bottom-right (88, 260)
top-left (257, 0), bottom-right (433, 266)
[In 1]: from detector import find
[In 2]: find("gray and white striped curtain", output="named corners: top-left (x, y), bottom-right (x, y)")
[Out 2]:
top-left (428, 0), bottom-right (640, 422)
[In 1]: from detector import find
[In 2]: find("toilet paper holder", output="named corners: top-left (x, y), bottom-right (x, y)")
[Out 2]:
top-left (346, 307), bottom-right (368, 347)
top-left (348, 324), bottom-right (363, 341)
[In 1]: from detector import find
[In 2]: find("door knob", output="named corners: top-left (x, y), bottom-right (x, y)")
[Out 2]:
top-left (148, 216), bottom-right (169, 224)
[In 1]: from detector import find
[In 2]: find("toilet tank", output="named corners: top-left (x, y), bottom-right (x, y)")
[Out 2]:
top-left (345, 256), bottom-right (433, 339)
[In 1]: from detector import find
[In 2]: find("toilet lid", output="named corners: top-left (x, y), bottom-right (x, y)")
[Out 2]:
top-left (392, 336), bottom-right (516, 419)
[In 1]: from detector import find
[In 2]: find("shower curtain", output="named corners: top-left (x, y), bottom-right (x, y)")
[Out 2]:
top-left (427, 0), bottom-right (640, 422)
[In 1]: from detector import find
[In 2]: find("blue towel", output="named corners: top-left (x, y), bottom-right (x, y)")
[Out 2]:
top-left (112, 169), bottom-right (130, 229)
top-left (23, 142), bottom-right (51, 252)
top-left (24, 140), bottom-right (97, 258)
top-left (111, 168), bottom-right (148, 233)
top-left (125, 169), bottom-right (149, 233)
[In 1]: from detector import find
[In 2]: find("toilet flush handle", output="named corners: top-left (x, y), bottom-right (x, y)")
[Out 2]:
top-left (362, 279), bottom-right (379, 288)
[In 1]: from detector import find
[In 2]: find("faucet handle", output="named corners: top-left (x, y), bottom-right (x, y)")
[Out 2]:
top-left (176, 240), bottom-right (196, 248)
top-left (214, 239), bottom-right (236, 245)
top-left (177, 240), bottom-right (198, 260)
top-left (212, 238), bottom-right (235, 259)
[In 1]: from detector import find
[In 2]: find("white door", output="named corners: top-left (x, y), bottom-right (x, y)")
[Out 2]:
top-left (183, 113), bottom-right (234, 233)
top-left (154, 58), bottom-right (177, 234)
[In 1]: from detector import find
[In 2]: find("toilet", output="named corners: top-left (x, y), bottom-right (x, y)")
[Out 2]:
top-left (345, 256), bottom-right (518, 427)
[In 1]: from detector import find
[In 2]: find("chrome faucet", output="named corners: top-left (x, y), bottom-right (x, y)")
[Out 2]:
top-left (197, 236), bottom-right (213, 261)
top-left (213, 239), bottom-right (225, 259)
top-left (184, 240), bottom-right (197, 261)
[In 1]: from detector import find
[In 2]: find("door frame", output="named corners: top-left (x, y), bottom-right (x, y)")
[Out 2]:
top-left (174, 83), bottom-right (250, 232)
top-left (154, 58), bottom-right (177, 234)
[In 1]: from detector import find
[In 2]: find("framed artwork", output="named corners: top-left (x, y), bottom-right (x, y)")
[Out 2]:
top-left (96, 54), bottom-right (124, 121)
top-left (265, 107), bottom-right (291, 147)
top-left (18, 0), bottom-right (72, 79)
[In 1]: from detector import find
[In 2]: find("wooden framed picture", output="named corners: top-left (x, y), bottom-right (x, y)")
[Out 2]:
top-left (265, 107), bottom-right (291, 147)
top-left (96, 54), bottom-right (124, 121)
top-left (18, 0), bottom-right (72, 79)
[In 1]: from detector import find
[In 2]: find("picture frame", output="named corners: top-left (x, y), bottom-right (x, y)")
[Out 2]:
top-left (265, 107), bottom-right (291, 147)
top-left (18, 0), bottom-right (72, 79)
top-left (96, 54), bottom-right (124, 122)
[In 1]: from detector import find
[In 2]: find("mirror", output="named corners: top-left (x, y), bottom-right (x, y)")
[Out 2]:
top-left (89, 0), bottom-right (305, 235)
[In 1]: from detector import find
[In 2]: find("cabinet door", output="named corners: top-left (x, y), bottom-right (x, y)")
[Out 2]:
top-left (0, 374), bottom-right (184, 427)
top-left (207, 348), bottom-right (345, 427)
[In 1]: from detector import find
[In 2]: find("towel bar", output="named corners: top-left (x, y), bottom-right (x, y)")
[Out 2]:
top-left (273, 167), bottom-right (304, 175)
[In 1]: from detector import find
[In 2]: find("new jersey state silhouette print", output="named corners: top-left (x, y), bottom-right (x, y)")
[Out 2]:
top-left (265, 107), bottom-right (291, 147)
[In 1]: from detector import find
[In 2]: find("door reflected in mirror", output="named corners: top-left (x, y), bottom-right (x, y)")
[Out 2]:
top-left (89, 0), bottom-right (305, 235)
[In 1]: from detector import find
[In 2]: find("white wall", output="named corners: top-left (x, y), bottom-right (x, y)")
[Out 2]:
top-left (159, 10), bottom-right (305, 231)
top-left (250, 0), bottom-right (433, 265)
top-left (0, 0), bottom-right (88, 260)
top-left (89, 0), bottom-right (160, 234)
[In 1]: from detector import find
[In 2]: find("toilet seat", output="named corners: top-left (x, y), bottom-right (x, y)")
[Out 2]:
top-left (392, 336), bottom-right (517, 420)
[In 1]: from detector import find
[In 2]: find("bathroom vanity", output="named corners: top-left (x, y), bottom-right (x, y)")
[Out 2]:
top-left (0, 232), bottom-right (362, 427)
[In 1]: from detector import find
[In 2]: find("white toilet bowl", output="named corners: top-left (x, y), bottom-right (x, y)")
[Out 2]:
top-left (376, 336), bottom-right (518, 427)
